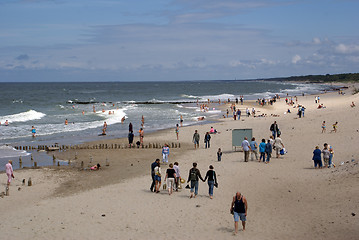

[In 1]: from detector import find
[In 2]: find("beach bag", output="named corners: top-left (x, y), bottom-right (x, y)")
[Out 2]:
top-left (163, 183), bottom-right (167, 190)
top-left (280, 148), bottom-right (286, 155)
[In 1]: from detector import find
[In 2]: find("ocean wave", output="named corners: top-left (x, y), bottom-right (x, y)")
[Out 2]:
top-left (181, 94), bottom-right (200, 99)
top-left (0, 110), bottom-right (46, 124)
top-left (0, 145), bottom-right (30, 158)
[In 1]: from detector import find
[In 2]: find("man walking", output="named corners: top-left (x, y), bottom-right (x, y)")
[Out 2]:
top-left (270, 121), bottom-right (279, 139)
top-left (230, 192), bottom-right (248, 235)
top-left (150, 159), bottom-right (160, 192)
top-left (187, 162), bottom-right (204, 198)
top-left (241, 137), bottom-right (251, 162)
top-left (193, 130), bottom-right (200, 149)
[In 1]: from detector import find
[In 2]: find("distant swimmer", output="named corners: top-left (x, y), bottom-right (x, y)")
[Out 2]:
top-left (82, 110), bottom-right (85, 115)
top-left (141, 115), bottom-right (145, 127)
top-left (198, 117), bottom-right (205, 121)
top-left (4, 120), bottom-right (9, 126)
top-left (65, 119), bottom-right (68, 125)
top-left (180, 115), bottom-right (183, 127)
top-left (102, 109), bottom-right (105, 113)
top-left (109, 111), bottom-right (112, 115)
top-left (93, 105), bottom-right (96, 113)
top-left (103, 121), bottom-right (107, 131)
top-left (121, 116), bottom-right (125, 124)
top-left (31, 126), bottom-right (36, 137)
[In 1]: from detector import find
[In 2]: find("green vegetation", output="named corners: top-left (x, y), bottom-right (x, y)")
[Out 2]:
top-left (267, 73), bottom-right (359, 83)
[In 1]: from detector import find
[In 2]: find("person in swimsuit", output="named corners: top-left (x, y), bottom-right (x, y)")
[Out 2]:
top-left (180, 115), bottom-right (183, 127)
top-left (230, 192), bottom-right (248, 235)
top-left (175, 124), bottom-right (179, 140)
top-left (322, 121), bottom-right (326, 133)
top-left (31, 126), bottom-right (36, 137)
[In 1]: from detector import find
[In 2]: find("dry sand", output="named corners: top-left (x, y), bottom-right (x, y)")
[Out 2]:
top-left (1, 84), bottom-right (358, 240)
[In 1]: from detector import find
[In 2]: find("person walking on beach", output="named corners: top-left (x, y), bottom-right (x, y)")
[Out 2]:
top-left (128, 131), bottom-right (134, 147)
top-left (236, 109), bottom-right (241, 120)
top-left (250, 137), bottom-right (258, 161)
top-left (322, 143), bottom-right (330, 168)
top-left (5, 160), bottom-right (14, 187)
top-left (193, 130), bottom-right (200, 149)
top-left (173, 162), bottom-right (181, 191)
top-left (265, 139), bottom-right (272, 163)
top-left (322, 121), bottom-right (326, 133)
top-left (274, 134), bottom-right (285, 158)
top-left (203, 165), bottom-right (218, 199)
top-left (150, 159), bottom-right (160, 192)
top-left (230, 192), bottom-right (248, 235)
top-left (270, 121), bottom-right (279, 139)
top-left (162, 144), bottom-right (170, 164)
top-left (187, 162), bottom-right (204, 198)
top-left (175, 124), bottom-right (179, 140)
top-left (259, 139), bottom-right (266, 162)
top-left (217, 148), bottom-right (222, 161)
top-left (154, 163), bottom-right (162, 193)
top-left (164, 163), bottom-right (177, 195)
top-left (204, 132), bottom-right (211, 149)
top-left (241, 137), bottom-right (251, 162)
top-left (180, 115), bottom-right (183, 127)
top-left (312, 146), bottom-right (322, 169)
top-left (31, 126), bottom-right (36, 137)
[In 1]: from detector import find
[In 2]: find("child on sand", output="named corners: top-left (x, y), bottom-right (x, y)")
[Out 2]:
top-left (217, 148), bottom-right (222, 161)
top-left (321, 121), bottom-right (326, 133)
top-left (331, 122), bottom-right (338, 133)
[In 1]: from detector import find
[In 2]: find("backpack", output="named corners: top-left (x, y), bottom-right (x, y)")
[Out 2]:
top-left (190, 168), bottom-right (197, 181)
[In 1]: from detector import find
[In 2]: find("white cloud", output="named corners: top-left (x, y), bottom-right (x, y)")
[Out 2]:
top-left (291, 55), bottom-right (301, 64)
top-left (335, 43), bottom-right (359, 54)
top-left (313, 37), bottom-right (321, 44)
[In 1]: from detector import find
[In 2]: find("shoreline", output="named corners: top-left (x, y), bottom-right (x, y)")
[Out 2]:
top-left (1, 82), bottom-right (358, 239)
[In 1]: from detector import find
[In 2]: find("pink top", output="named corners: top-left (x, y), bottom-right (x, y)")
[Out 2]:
top-left (5, 163), bottom-right (13, 175)
top-left (210, 128), bottom-right (215, 133)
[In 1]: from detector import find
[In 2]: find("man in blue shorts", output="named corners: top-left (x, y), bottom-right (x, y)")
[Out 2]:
top-left (230, 192), bottom-right (248, 235)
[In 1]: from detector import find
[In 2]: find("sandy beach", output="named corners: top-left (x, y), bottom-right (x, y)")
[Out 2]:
top-left (1, 84), bottom-right (358, 240)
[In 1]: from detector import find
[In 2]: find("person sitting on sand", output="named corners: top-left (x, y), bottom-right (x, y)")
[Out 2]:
top-left (90, 163), bottom-right (101, 170)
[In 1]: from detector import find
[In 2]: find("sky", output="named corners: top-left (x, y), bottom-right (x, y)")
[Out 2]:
top-left (0, 0), bottom-right (358, 82)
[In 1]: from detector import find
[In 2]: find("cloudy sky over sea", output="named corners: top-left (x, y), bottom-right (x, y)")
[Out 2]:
top-left (0, 0), bottom-right (358, 82)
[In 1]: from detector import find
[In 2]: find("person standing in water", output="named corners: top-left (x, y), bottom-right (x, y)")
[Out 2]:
top-left (31, 126), bottom-right (36, 137)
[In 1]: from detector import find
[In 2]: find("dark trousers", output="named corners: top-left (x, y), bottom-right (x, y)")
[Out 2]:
top-left (150, 173), bottom-right (155, 191)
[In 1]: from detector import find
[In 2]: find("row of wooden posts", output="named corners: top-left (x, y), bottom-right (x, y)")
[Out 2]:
top-left (1, 177), bottom-right (32, 197)
top-left (14, 142), bottom-right (180, 151)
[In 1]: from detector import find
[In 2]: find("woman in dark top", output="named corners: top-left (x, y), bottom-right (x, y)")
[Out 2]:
top-left (203, 165), bottom-right (218, 199)
top-left (312, 146), bottom-right (322, 169)
top-left (164, 163), bottom-right (177, 195)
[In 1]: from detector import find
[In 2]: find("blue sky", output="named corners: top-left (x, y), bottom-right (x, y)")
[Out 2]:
top-left (0, 0), bottom-right (358, 82)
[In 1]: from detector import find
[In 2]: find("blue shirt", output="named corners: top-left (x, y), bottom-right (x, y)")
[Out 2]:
top-left (265, 143), bottom-right (272, 153)
top-left (250, 141), bottom-right (257, 150)
top-left (259, 142), bottom-right (266, 153)
top-left (312, 149), bottom-right (321, 160)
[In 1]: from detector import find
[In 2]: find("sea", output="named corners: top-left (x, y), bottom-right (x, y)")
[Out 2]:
top-left (0, 80), bottom-right (333, 170)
